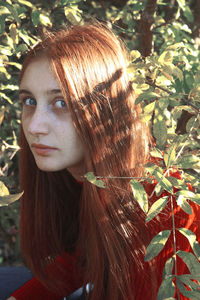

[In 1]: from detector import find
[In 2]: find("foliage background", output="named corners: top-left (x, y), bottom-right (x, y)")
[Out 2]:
top-left (0, 0), bottom-right (200, 298)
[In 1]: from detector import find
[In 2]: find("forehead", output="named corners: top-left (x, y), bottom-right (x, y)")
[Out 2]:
top-left (20, 56), bottom-right (60, 90)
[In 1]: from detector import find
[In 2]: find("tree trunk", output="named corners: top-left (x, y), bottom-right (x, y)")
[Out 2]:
top-left (139, 0), bottom-right (157, 57)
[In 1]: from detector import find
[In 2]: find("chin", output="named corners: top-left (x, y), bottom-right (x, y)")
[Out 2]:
top-left (35, 161), bottom-right (67, 172)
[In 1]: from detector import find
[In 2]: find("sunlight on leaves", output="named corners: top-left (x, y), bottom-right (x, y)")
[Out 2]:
top-left (84, 172), bottom-right (105, 188)
top-left (130, 179), bottom-right (148, 213)
top-left (151, 166), bottom-right (173, 194)
top-left (130, 50), bottom-right (141, 62)
top-left (145, 230), bottom-right (171, 261)
top-left (176, 195), bottom-right (193, 214)
top-left (0, 192), bottom-right (23, 207)
top-left (0, 181), bottom-right (9, 196)
top-left (178, 228), bottom-right (200, 260)
top-left (150, 147), bottom-right (163, 159)
top-left (135, 92), bottom-right (159, 105)
top-left (146, 196), bottom-right (168, 223)
top-left (175, 155), bottom-right (200, 169)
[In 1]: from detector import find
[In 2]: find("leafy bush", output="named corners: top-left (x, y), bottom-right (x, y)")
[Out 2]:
top-left (0, 0), bottom-right (200, 297)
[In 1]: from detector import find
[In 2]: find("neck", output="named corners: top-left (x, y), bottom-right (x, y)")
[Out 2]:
top-left (67, 160), bottom-right (85, 183)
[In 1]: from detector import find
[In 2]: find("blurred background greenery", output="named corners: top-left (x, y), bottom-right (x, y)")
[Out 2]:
top-left (0, 0), bottom-right (199, 278)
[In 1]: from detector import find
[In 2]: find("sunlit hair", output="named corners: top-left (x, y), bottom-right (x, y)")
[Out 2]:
top-left (19, 21), bottom-right (153, 300)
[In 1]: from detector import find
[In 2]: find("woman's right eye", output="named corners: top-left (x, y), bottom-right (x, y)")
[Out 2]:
top-left (23, 97), bottom-right (37, 106)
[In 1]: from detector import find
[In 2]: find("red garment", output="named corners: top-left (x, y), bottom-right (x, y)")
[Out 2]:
top-left (12, 251), bottom-right (83, 300)
top-left (12, 174), bottom-right (200, 300)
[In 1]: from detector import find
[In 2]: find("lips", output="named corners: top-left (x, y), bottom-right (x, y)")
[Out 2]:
top-left (31, 143), bottom-right (57, 156)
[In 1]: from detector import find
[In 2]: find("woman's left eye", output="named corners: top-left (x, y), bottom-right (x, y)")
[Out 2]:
top-left (54, 99), bottom-right (67, 109)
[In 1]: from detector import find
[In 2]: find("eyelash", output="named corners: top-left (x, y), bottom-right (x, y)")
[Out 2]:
top-left (21, 97), bottom-right (67, 110)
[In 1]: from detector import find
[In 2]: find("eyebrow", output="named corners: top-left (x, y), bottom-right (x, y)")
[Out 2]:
top-left (18, 89), bottom-right (62, 95)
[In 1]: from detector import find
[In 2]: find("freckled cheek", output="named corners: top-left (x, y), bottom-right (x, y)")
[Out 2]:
top-left (58, 123), bottom-right (82, 150)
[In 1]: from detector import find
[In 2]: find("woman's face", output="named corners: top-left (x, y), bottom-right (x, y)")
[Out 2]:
top-left (19, 56), bottom-right (85, 177)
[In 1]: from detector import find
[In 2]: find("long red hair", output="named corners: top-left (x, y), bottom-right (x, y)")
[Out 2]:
top-left (19, 21), bottom-right (153, 299)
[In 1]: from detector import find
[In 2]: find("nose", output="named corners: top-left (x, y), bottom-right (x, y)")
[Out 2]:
top-left (27, 108), bottom-right (49, 136)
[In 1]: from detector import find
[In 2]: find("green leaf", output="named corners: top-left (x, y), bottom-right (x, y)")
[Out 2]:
top-left (158, 97), bottom-right (169, 110)
top-left (130, 50), bottom-right (141, 62)
top-left (175, 155), bottom-right (200, 169)
top-left (0, 181), bottom-right (9, 196)
top-left (171, 65), bottom-right (183, 81)
top-left (0, 15), bottom-right (5, 34)
top-left (15, 43), bottom-right (29, 55)
top-left (143, 101), bottom-right (156, 114)
top-left (189, 194), bottom-right (200, 206)
top-left (176, 190), bottom-right (196, 199)
top-left (178, 274), bottom-right (200, 291)
top-left (189, 86), bottom-right (200, 100)
top-left (165, 42), bottom-right (184, 51)
top-left (145, 163), bottom-right (173, 193)
top-left (174, 105), bottom-right (196, 114)
top-left (152, 167), bottom-right (173, 194)
top-left (145, 162), bottom-right (158, 174)
top-left (177, 278), bottom-right (200, 299)
top-left (0, 46), bottom-right (12, 56)
top-left (157, 276), bottom-right (175, 300)
top-left (17, 0), bottom-right (33, 7)
top-left (150, 148), bottom-right (163, 159)
top-left (31, 10), bottom-right (40, 26)
top-left (162, 64), bottom-right (183, 81)
top-left (153, 119), bottom-right (167, 147)
top-left (176, 0), bottom-right (186, 10)
top-left (178, 228), bottom-right (200, 260)
top-left (183, 6), bottom-right (194, 23)
top-left (60, 0), bottom-right (69, 4)
top-left (9, 23), bottom-right (18, 44)
top-left (163, 257), bottom-right (174, 278)
top-left (61, 0), bottom-right (81, 4)
top-left (1, 3), bottom-right (20, 24)
top-left (84, 172), bottom-right (105, 188)
top-left (135, 92), bottom-right (159, 104)
top-left (144, 230), bottom-right (171, 261)
top-left (64, 10), bottom-right (81, 25)
top-left (167, 176), bottom-right (182, 188)
top-left (4, 61), bottom-right (21, 70)
top-left (177, 250), bottom-right (200, 274)
top-left (146, 196), bottom-right (168, 223)
top-left (158, 51), bottom-right (173, 64)
top-left (130, 179), bottom-right (148, 213)
top-left (164, 144), bottom-right (177, 168)
top-left (39, 14), bottom-right (52, 26)
top-left (176, 195), bottom-right (193, 214)
top-left (141, 113), bottom-right (152, 122)
top-left (19, 29), bottom-right (31, 45)
top-left (0, 192), bottom-right (23, 207)
top-left (186, 116), bottom-right (199, 133)
top-left (1, 84), bottom-right (18, 91)
top-left (0, 92), bottom-right (13, 104)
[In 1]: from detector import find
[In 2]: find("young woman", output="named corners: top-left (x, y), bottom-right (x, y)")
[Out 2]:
top-left (5, 21), bottom-right (200, 300)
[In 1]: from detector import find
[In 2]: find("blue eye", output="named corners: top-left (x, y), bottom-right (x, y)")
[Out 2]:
top-left (55, 99), bottom-right (67, 109)
top-left (23, 97), bottom-right (36, 106)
